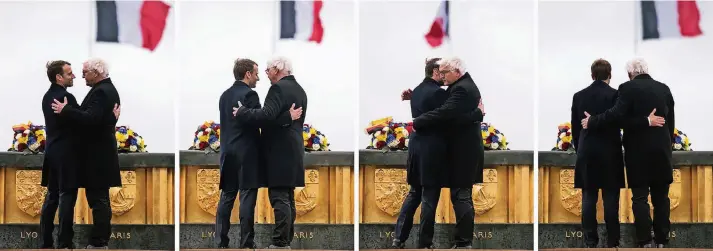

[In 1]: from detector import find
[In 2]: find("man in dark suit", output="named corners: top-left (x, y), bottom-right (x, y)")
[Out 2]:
top-left (51, 58), bottom-right (122, 249)
top-left (234, 57), bottom-right (307, 249)
top-left (571, 59), bottom-right (662, 248)
top-left (40, 60), bottom-right (81, 249)
top-left (215, 58), bottom-right (301, 248)
top-left (583, 58), bottom-right (674, 248)
top-left (412, 57), bottom-right (485, 249)
top-left (393, 58), bottom-right (484, 249)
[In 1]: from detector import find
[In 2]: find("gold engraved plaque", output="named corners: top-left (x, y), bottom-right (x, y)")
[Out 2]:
top-left (197, 169), bottom-right (221, 216)
top-left (374, 168), bottom-right (409, 216)
top-left (473, 169), bottom-right (497, 215)
top-left (109, 171), bottom-right (137, 215)
top-left (559, 169), bottom-right (582, 216)
top-left (16, 170), bottom-right (48, 217)
top-left (295, 170), bottom-right (319, 216)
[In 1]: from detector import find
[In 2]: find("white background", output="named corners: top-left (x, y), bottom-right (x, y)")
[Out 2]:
top-left (177, 0), bottom-right (357, 151)
top-left (539, 1), bottom-right (713, 150)
top-left (0, 1), bottom-right (176, 153)
top-left (358, 0), bottom-right (535, 150)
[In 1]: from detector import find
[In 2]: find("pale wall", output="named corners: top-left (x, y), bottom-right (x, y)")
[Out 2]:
top-left (539, 1), bottom-right (713, 150)
top-left (177, 1), bottom-right (357, 151)
top-left (359, 0), bottom-right (536, 150)
top-left (0, 1), bottom-right (177, 153)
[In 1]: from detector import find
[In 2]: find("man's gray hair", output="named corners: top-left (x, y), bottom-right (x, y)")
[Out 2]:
top-left (438, 57), bottom-right (466, 74)
top-left (84, 58), bottom-right (109, 77)
top-left (625, 58), bottom-right (649, 76)
top-left (267, 56), bottom-right (293, 74)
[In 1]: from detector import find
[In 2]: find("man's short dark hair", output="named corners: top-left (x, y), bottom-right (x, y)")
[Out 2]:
top-left (233, 58), bottom-right (257, 80)
top-left (591, 59), bottom-right (612, 81)
top-left (425, 58), bottom-right (442, 77)
top-left (46, 60), bottom-right (70, 84)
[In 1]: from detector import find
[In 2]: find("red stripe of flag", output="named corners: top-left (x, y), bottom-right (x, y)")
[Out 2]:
top-left (309, 0), bottom-right (324, 43)
top-left (677, 0), bottom-right (702, 37)
top-left (140, 1), bottom-right (171, 51)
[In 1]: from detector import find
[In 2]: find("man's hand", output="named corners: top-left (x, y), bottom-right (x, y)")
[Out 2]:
top-left (581, 111), bottom-right (591, 129)
top-left (289, 103), bottom-right (302, 120)
top-left (113, 104), bottom-right (121, 119)
top-left (478, 98), bottom-right (486, 115)
top-left (401, 89), bottom-right (413, 101)
top-left (648, 108), bottom-right (665, 127)
top-left (51, 97), bottom-right (68, 114)
top-left (232, 101), bottom-right (243, 117)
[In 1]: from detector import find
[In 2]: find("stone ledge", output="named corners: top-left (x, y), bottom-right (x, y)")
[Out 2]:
top-left (359, 150), bottom-right (534, 166)
top-left (0, 224), bottom-right (173, 249)
top-left (538, 151), bottom-right (713, 167)
top-left (539, 223), bottom-right (713, 248)
top-left (179, 223), bottom-right (354, 250)
top-left (0, 152), bottom-right (174, 170)
top-left (359, 223), bottom-right (534, 250)
top-left (179, 150), bottom-right (354, 167)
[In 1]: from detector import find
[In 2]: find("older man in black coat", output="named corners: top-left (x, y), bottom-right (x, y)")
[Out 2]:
top-left (215, 59), bottom-right (299, 248)
top-left (571, 59), bottom-right (661, 248)
top-left (393, 58), bottom-right (484, 249)
top-left (39, 60), bottom-right (81, 249)
top-left (51, 58), bottom-right (121, 249)
top-left (583, 59), bottom-right (674, 248)
top-left (234, 57), bottom-right (307, 249)
top-left (412, 57), bottom-right (484, 249)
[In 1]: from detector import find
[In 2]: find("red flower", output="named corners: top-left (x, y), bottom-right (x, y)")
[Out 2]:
top-left (375, 141), bottom-right (385, 149)
top-left (566, 132), bottom-right (571, 136)
top-left (199, 142), bottom-right (208, 150)
top-left (17, 143), bottom-right (27, 151)
top-left (562, 142), bottom-right (570, 149)
top-left (485, 137), bottom-right (492, 144)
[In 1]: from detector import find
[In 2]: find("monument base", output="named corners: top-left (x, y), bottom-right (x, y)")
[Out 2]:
top-left (0, 224), bottom-right (173, 250)
top-left (539, 223), bottom-right (713, 248)
top-left (179, 223), bottom-right (354, 250)
top-left (359, 223), bottom-right (534, 250)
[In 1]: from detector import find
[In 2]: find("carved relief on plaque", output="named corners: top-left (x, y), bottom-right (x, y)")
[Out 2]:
top-left (473, 169), bottom-right (498, 215)
top-left (559, 169), bottom-right (582, 216)
top-left (16, 170), bottom-right (48, 217)
top-left (295, 169), bottom-right (319, 216)
top-left (197, 169), bottom-right (220, 216)
top-left (109, 171), bottom-right (137, 215)
top-left (647, 169), bottom-right (681, 211)
top-left (374, 168), bottom-right (409, 216)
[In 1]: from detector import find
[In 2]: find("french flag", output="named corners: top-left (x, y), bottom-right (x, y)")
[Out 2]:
top-left (425, 0), bottom-right (449, 48)
top-left (641, 0), bottom-right (702, 40)
top-left (96, 0), bottom-right (171, 51)
top-left (280, 0), bottom-right (324, 44)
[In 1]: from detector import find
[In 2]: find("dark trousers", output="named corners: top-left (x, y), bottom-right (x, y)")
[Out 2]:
top-left (393, 185), bottom-right (441, 248)
top-left (269, 188), bottom-right (296, 247)
top-left (631, 184), bottom-right (671, 246)
top-left (85, 188), bottom-right (112, 247)
top-left (39, 188), bottom-right (79, 248)
top-left (450, 188), bottom-right (474, 247)
top-left (215, 189), bottom-right (258, 248)
top-left (581, 188), bottom-right (620, 247)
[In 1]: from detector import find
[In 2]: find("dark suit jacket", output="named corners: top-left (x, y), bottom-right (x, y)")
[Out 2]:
top-left (218, 81), bottom-right (291, 190)
top-left (412, 73), bottom-right (485, 187)
top-left (571, 80), bottom-right (627, 189)
top-left (41, 84), bottom-right (81, 190)
top-left (236, 75), bottom-right (307, 188)
top-left (588, 74), bottom-right (675, 188)
top-left (60, 78), bottom-right (122, 189)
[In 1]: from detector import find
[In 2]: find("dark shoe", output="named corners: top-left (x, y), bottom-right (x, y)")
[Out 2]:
top-left (268, 244), bottom-right (291, 249)
top-left (391, 239), bottom-right (406, 249)
top-left (217, 244), bottom-right (229, 249)
top-left (422, 245), bottom-right (435, 249)
top-left (656, 244), bottom-right (665, 248)
top-left (86, 245), bottom-right (109, 250)
top-left (451, 244), bottom-right (472, 249)
top-left (640, 243), bottom-right (655, 248)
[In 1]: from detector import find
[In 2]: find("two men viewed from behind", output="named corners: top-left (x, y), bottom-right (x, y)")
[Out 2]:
top-left (216, 57), bottom-right (306, 249)
top-left (40, 59), bottom-right (121, 249)
top-left (573, 58), bottom-right (675, 248)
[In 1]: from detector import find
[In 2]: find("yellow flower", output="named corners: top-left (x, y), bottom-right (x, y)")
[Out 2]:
top-left (481, 131), bottom-right (488, 138)
top-left (310, 128), bottom-right (316, 135)
top-left (17, 136), bottom-right (28, 144)
top-left (199, 135), bottom-right (209, 142)
top-left (376, 133), bottom-right (386, 141)
top-left (303, 131), bottom-right (309, 140)
top-left (488, 126), bottom-right (495, 133)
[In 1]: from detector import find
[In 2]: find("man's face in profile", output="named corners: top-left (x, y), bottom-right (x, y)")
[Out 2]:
top-left (58, 64), bottom-right (75, 87)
